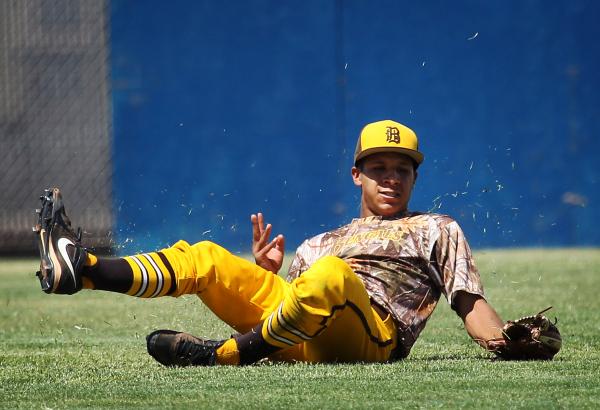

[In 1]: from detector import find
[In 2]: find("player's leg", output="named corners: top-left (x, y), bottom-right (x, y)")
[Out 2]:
top-left (145, 239), bottom-right (291, 366)
top-left (274, 304), bottom-right (398, 363)
top-left (34, 189), bottom-right (286, 323)
top-left (220, 254), bottom-right (399, 365)
top-left (159, 239), bottom-right (288, 331)
top-left (262, 255), bottom-right (398, 363)
top-left (149, 255), bottom-right (399, 366)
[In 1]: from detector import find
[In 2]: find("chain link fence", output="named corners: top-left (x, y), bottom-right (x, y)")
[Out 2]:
top-left (0, 0), bottom-right (113, 254)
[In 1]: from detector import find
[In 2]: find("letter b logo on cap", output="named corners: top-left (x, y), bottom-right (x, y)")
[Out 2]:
top-left (386, 127), bottom-right (401, 144)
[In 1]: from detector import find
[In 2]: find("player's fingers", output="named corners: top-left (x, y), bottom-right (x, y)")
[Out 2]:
top-left (251, 214), bottom-right (260, 242)
top-left (256, 223), bottom-right (272, 248)
top-left (275, 234), bottom-right (285, 250)
top-left (257, 212), bottom-right (265, 234)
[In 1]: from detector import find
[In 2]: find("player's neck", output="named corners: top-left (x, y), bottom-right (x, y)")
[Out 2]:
top-left (359, 208), bottom-right (409, 219)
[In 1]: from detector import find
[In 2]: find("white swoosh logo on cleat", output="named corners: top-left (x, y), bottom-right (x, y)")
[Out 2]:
top-left (57, 237), bottom-right (77, 285)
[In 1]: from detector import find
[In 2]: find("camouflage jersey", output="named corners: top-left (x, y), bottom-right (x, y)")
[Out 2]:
top-left (285, 212), bottom-right (484, 359)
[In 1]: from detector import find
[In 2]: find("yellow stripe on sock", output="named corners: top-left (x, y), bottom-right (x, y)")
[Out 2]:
top-left (124, 253), bottom-right (173, 298)
top-left (148, 253), bottom-right (172, 297)
top-left (124, 256), bottom-right (143, 296)
top-left (137, 254), bottom-right (159, 298)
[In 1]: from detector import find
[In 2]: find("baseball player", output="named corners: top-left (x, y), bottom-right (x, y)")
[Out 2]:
top-left (34, 120), bottom-right (560, 365)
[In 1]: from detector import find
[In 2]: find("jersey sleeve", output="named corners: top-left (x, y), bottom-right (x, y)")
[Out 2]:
top-left (433, 220), bottom-right (485, 306)
top-left (286, 240), bottom-right (310, 282)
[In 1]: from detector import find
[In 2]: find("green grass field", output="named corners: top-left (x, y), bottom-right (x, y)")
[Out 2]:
top-left (1, 249), bottom-right (599, 409)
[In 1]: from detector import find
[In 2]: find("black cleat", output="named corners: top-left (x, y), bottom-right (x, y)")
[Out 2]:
top-left (146, 330), bottom-right (225, 367)
top-left (33, 187), bottom-right (87, 294)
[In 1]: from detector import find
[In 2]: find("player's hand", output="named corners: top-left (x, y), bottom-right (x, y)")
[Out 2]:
top-left (251, 212), bottom-right (285, 273)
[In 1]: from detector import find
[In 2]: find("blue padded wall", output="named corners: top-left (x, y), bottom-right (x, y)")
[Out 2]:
top-left (111, 0), bottom-right (599, 253)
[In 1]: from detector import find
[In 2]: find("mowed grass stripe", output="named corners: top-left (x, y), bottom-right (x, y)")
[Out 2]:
top-left (1, 249), bottom-right (599, 409)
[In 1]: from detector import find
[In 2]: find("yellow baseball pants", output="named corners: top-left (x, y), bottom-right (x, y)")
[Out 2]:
top-left (131, 240), bottom-right (397, 363)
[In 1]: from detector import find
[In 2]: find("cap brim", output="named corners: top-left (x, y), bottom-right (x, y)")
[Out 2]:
top-left (354, 147), bottom-right (424, 165)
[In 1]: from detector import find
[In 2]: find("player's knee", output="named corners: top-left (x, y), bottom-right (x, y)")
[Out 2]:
top-left (190, 240), bottom-right (225, 256)
top-left (191, 240), bottom-right (215, 250)
top-left (300, 256), bottom-right (356, 294)
top-left (310, 256), bottom-right (352, 277)
top-left (189, 240), bottom-right (236, 269)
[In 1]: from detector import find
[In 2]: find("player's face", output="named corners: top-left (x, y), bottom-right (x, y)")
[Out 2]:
top-left (351, 152), bottom-right (417, 218)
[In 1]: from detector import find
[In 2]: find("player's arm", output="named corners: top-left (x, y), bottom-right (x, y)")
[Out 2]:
top-left (453, 290), bottom-right (504, 349)
top-left (454, 291), bottom-right (563, 360)
top-left (432, 219), bottom-right (504, 349)
top-left (251, 212), bottom-right (285, 273)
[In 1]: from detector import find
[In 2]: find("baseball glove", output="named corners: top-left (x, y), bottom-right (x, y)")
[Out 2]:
top-left (486, 307), bottom-right (562, 360)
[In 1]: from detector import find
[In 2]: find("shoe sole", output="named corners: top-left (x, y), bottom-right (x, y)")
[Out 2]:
top-left (34, 188), bottom-right (68, 293)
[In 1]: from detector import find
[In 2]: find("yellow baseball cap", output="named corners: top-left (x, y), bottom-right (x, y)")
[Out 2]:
top-left (354, 120), bottom-right (424, 165)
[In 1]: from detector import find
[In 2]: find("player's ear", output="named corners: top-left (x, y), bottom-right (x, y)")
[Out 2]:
top-left (351, 166), bottom-right (362, 187)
